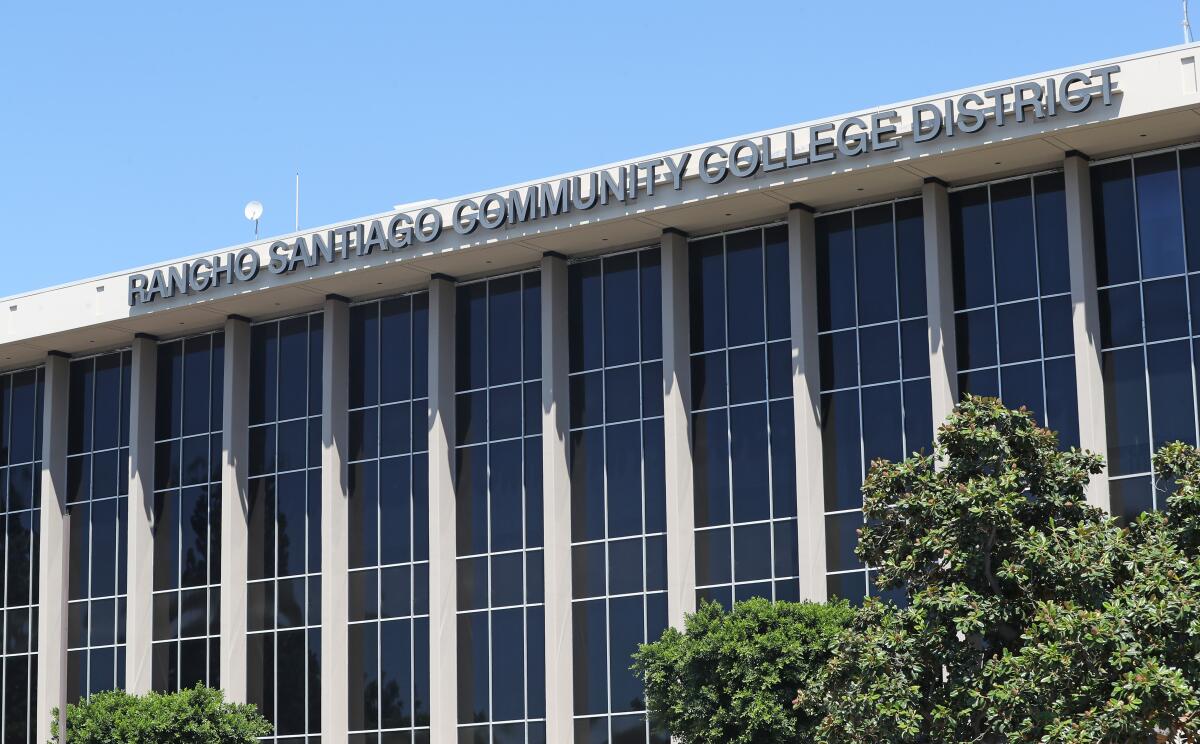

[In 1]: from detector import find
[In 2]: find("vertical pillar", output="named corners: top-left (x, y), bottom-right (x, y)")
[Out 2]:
top-left (661, 228), bottom-right (695, 627)
top-left (427, 274), bottom-right (458, 744)
top-left (923, 178), bottom-right (959, 429)
top-left (322, 295), bottom-right (350, 744)
top-left (788, 205), bottom-right (827, 602)
top-left (36, 351), bottom-right (69, 744)
top-left (540, 253), bottom-right (573, 742)
top-left (1064, 151), bottom-right (1111, 510)
top-left (126, 333), bottom-right (157, 694)
top-left (220, 315), bottom-right (251, 701)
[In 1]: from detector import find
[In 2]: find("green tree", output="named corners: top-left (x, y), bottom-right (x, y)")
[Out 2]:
top-left (50, 685), bottom-right (272, 744)
top-left (803, 396), bottom-right (1200, 743)
top-left (633, 596), bottom-right (853, 744)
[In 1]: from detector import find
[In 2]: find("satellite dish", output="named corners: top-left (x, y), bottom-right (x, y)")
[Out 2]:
top-left (244, 201), bottom-right (264, 221)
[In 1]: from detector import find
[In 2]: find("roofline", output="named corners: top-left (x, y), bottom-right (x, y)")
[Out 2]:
top-left (5, 40), bottom-right (1198, 305)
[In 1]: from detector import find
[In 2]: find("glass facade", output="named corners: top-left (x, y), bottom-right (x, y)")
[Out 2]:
top-left (152, 331), bottom-right (224, 692)
top-left (950, 173), bottom-right (1079, 447)
top-left (347, 294), bottom-right (431, 743)
top-left (0, 368), bottom-right (42, 743)
top-left (25, 136), bottom-right (1200, 738)
top-left (1093, 147), bottom-right (1200, 521)
top-left (67, 350), bottom-right (131, 702)
top-left (816, 200), bottom-right (932, 605)
top-left (688, 225), bottom-right (799, 609)
top-left (455, 271), bottom-right (546, 744)
top-left (247, 314), bottom-right (323, 743)
top-left (567, 248), bottom-right (669, 744)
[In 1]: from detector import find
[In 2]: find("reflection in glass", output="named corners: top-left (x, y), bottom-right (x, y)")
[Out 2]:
top-left (816, 198), bottom-right (932, 604)
top-left (347, 291), bottom-right (430, 741)
top-left (0, 367), bottom-right (42, 740)
top-left (1094, 147), bottom-right (1200, 516)
top-left (66, 351), bottom-right (130, 704)
top-left (151, 332), bottom-right (223, 693)
top-left (689, 224), bottom-right (799, 610)
top-left (568, 247), bottom-right (667, 744)
top-left (246, 314), bottom-right (323, 742)
top-left (951, 174), bottom-right (1079, 449)
top-left (455, 272), bottom-right (546, 743)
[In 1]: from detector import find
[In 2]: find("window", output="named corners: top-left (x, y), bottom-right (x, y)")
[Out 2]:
top-left (688, 224), bottom-right (798, 609)
top-left (950, 173), bottom-right (1078, 447)
top-left (567, 248), bottom-right (669, 744)
top-left (247, 314), bottom-right (323, 743)
top-left (347, 294), bottom-right (431, 743)
top-left (151, 332), bottom-right (223, 692)
top-left (66, 350), bottom-right (131, 702)
top-left (455, 271), bottom-right (545, 744)
top-left (1093, 147), bottom-right (1200, 521)
top-left (0, 367), bottom-right (43, 742)
top-left (816, 199), bottom-right (932, 605)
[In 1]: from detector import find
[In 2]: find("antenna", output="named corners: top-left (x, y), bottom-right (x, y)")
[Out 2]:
top-left (244, 200), bottom-right (263, 239)
top-left (295, 173), bottom-right (300, 232)
top-left (1186, 0), bottom-right (1194, 43)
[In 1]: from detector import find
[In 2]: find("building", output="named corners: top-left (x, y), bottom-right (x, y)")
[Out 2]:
top-left (0, 43), bottom-right (1196, 744)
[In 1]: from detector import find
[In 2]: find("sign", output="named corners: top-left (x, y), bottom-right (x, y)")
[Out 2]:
top-left (129, 65), bottom-right (1120, 306)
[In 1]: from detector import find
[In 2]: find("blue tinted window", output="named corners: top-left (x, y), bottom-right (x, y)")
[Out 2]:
top-left (568, 248), bottom-right (667, 743)
top-left (1092, 160), bottom-right (1139, 286)
top-left (246, 313), bottom-right (322, 741)
top-left (347, 293), bottom-right (430, 741)
top-left (990, 178), bottom-right (1039, 303)
top-left (67, 351), bottom-right (131, 704)
top-left (151, 332), bottom-right (223, 694)
top-left (0, 367), bottom-right (42, 740)
top-left (951, 174), bottom-right (1079, 446)
top-left (815, 200), bottom-right (931, 604)
top-left (688, 225), bottom-right (797, 608)
top-left (1135, 153), bottom-right (1186, 279)
top-left (1095, 148), bottom-right (1200, 515)
top-left (455, 272), bottom-right (544, 740)
top-left (950, 186), bottom-right (993, 310)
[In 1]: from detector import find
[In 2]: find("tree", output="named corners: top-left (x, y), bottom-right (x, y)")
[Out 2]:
top-left (51, 685), bottom-right (272, 744)
top-left (633, 596), bottom-right (853, 744)
top-left (802, 396), bottom-right (1200, 743)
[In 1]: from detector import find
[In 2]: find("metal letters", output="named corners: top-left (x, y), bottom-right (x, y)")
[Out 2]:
top-left (129, 65), bottom-right (1121, 307)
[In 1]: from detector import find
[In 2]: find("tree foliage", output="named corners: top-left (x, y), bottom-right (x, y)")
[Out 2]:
top-left (633, 596), bottom-right (852, 744)
top-left (801, 395), bottom-right (1200, 742)
top-left (51, 685), bottom-right (272, 744)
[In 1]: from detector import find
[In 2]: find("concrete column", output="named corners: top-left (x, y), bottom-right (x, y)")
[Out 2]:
top-left (660, 228), bottom-right (695, 627)
top-left (427, 274), bottom-right (457, 744)
top-left (540, 253), bottom-right (573, 741)
top-left (125, 333), bottom-right (157, 694)
top-left (788, 205), bottom-right (827, 602)
top-left (922, 178), bottom-right (959, 430)
top-left (321, 295), bottom-right (350, 744)
top-left (220, 315), bottom-right (251, 701)
top-left (36, 351), bottom-right (70, 744)
top-left (1064, 151), bottom-right (1111, 511)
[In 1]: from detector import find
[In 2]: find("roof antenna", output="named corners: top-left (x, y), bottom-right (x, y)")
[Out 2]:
top-left (1186, 0), bottom-right (1194, 43)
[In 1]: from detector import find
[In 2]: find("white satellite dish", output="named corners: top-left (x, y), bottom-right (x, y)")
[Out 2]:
top-left (244, 200), bottom-right (263, 238)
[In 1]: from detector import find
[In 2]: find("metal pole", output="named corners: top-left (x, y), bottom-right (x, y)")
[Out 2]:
top-left (1186, 0), bottom-right (1193, 44)
top-left (295, 172), bottom-right (300, 231)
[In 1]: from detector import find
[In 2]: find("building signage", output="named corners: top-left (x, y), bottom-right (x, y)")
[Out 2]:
top-left (129, 65), bottom-right (1120, 306)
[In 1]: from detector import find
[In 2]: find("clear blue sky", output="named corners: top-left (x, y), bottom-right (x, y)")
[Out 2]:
top-left (0, 1), bottom-right (1187, 297)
